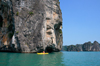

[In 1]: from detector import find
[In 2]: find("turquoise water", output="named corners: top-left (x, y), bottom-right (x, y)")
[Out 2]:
top-left (0, 51), bottom-right (100, 66)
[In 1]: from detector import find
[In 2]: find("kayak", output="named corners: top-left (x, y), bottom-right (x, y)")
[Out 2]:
top-left (37, 53), bottom-right (49, 55)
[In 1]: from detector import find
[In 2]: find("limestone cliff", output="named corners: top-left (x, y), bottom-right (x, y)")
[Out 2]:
top-left (63, 41), bottom-right (100, 51)
top-left (0, 0), bottom-right (14, 51)
top-left (0, 0), bottom-right (63, 52)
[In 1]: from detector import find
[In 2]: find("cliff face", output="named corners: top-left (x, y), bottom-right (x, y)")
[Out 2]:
top-left (66, 44), bottom-right (83, 51)
top-left (82, 42), bottom-right (92, 51)
top-left (0, 0), bottom-right (63, 52)
top-left (63, 41), bottom-right (100, 51)
top-left (0, 0), bottom-right (14, 51)
top-left (91, 41), bottom-right (100, 51)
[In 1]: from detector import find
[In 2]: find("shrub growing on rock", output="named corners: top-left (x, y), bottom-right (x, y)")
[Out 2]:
top-left (29, 12), bottom-right (33, 15)
top-left (59, 29), bottom-right (62, 33)
top-left (16, 12), bottom-right (19, 16)
top-left (16, 31), bottom-right (19, 34)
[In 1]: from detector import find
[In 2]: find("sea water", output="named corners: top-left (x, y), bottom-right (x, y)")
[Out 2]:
top-left (0, 51), bottom-right (100, 66)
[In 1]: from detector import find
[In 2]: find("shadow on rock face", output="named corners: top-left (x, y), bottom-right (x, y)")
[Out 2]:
top-left (45, 46), bottom-right (53, 53)
top-left (37, 48), bottom-right (44, 53)
top-left (0, 15), bottom-right (3, 27)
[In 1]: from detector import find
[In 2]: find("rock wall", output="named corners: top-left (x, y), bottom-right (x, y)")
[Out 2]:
top-left (63, 41), bottom-right (100, 51)
top-left (0, 0), bottom-right (63, 52)
top-left (0, 0), bottom-right (14, 51)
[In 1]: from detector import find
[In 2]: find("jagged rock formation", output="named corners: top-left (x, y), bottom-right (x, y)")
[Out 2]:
top-left (91, 41), bottom-right (100, 51)
top-left (0, 0), bottom-right (14, 51)
top-left (0, 0), bottom-right (63, 52)
top-left (62, 41), bottom-right (100, 51)
top-left (66, 45), bottom-right (79, 51)
top-left (82, 42), bottom-right (92, 51)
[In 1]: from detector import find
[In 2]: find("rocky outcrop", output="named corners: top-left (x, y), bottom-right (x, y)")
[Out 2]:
top-left (0, 0), bottom-right (14, 51)
top-left (66, 44), bottom-right (82, 51)
top-left (0, 0), bottom-right (63, 52)
top-left (82, 42), bottom-right (92, 51)
top-left (62, 41), bottom-right (100, 51)
top-left (91, 41), bottom-right (100, 51)
top-left (66, 45), bottom-right (79, 51)
top-left (76, 44), bottom-right (83, 51)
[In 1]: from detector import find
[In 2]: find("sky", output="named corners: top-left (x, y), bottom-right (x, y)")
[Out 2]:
top-left (59, 0), bottom-right (100, 45)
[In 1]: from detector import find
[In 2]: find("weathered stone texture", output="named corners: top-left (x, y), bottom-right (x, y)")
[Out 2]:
top-left (0, 0), bottom-right (14, 51)
top-left (0, 0), bottom-right (63, 52)
top-left (63, 41), bottom-right (100, 51)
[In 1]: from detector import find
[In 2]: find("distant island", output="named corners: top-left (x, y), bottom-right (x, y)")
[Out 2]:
top-left (62, 41), bottom-right (100, 51)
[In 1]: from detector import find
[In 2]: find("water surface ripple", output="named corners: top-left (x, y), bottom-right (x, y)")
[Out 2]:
top-left (0, 51), bottom-right (100, 66)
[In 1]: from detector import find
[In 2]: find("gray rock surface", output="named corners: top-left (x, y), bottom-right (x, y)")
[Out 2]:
top-left (63, 41), bottom-right (100, 51)
top-left (82, 42), bottom-right (92, 51)
top-left (0, 0), bottom-right (14, 51)
top-left (0, 0), bottom-right (63, 52)
top-left (91, 41), bottom-right (100, 51)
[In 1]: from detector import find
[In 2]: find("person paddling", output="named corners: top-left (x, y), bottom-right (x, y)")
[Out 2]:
top-left (43, 51), bottom-right (45, 53)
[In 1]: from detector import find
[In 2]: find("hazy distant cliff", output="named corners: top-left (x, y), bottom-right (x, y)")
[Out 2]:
top-left (62, 41), bottom-right (100, 51)
top-left (0, 0), bottom-right (63, 52)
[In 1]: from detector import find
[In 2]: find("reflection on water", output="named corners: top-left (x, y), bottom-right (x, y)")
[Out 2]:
top-left (0, 52), bottom-right (66, 66)
top-left (61, 51), bottom-right (100, 66)
top-left (1, 52), bottom-right (100, 66)
top-left (37, 52), bottom-right (65, 66)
